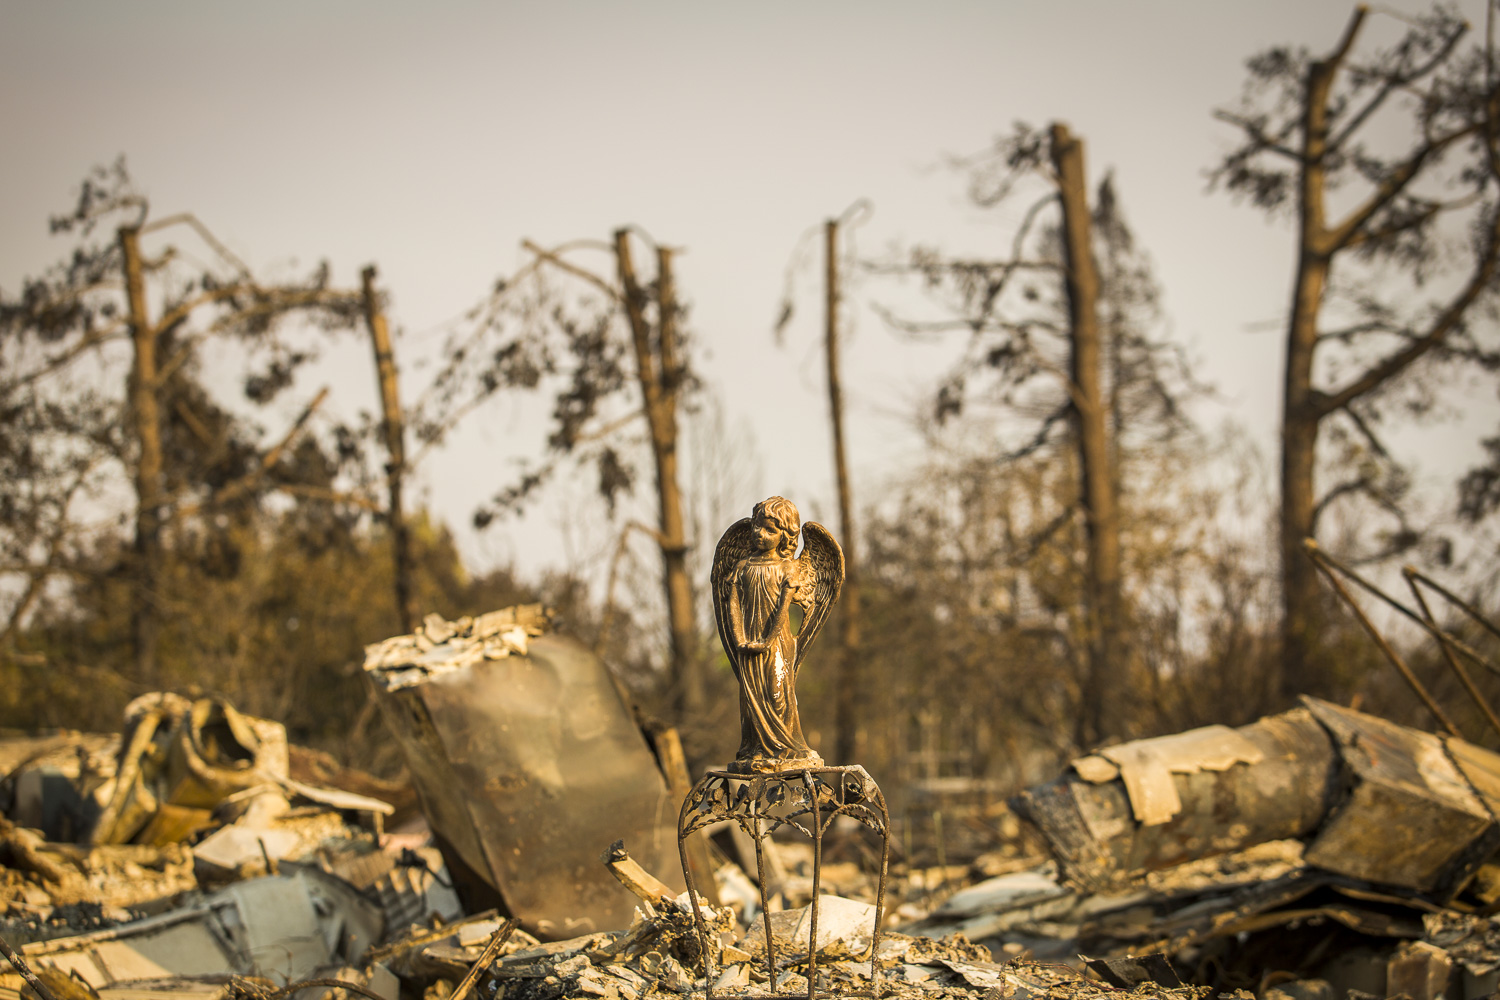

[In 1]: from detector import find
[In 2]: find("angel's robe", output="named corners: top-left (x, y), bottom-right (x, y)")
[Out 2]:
top-left (734, 556), bottom-right (814, 762)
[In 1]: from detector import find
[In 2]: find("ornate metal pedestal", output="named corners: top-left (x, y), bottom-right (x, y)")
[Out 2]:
top-left (677, 765), bottom-right (890, 1000)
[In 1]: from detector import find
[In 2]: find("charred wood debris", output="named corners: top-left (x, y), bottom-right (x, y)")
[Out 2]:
top-left (1, 606), bottom-right (1499, 1000)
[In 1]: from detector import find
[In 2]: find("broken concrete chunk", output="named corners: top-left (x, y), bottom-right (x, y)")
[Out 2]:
top-left (1262, 980), bottom-right (1334, 1000)
top-left (713, 963), bottom-right (749, 991)
top-left (898, 964), bottom-right (942, 985)
top-left (421, 613), bottom-right (456, 645)
top-left (657, 954), bottom-right (693, 993)
top-left (1083, 953), bottom-right (1183, 988)
top-left (937, 958), bottom-right (1012, 991)
top-left (365, 962), bottom-right (400, 1000)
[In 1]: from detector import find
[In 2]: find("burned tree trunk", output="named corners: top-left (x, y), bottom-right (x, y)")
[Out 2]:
top-left (1277, 29), bottom-right (1343, 704)
top-left (121, 226), bottom-right (163, 684)
top-left (826, 218), bottom-right (861, 766)
top-left (362, 265), bottom-right (417, 634)
top-left (615, 232), bottom-right (700, 716)
top-left (1051, 124), bottom-right (1124, 748)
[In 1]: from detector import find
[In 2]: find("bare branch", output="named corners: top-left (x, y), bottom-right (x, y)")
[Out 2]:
top-left (1320, 203), bottom-right (1500, 414)
top-left (138, 212), bottom-right (253, 281)
top-left (521, 239), bottom-right (621, 301)
top-left (1327, 19), bottom-right (1469, 153)
top-left (10, 322), bottom-right (130, 387)
top-left (275, 484), bottom-right (382, 512)
top-left (172, 386), bottom-right (330, 519)
top-left (0, 458), bottom-right (99, 646)
top-left (1339, 192), bottom-right (1482, 250)
top-left (151, 284), bottom-right (256, 337)
top-left (1327, 4), bottom-right (1371, 71)
top-left (861, 258), bottom-right (1058, 278)
top-left (153, 284), bottom-right (357, 353)
top-left (569, 410), bottom-right (644, 446)
top-left (1312, 475), bottom-right (1374, 531)
top-left (871, 302), bottom-right (1065, 341)
top-left (1324, 123), bottom-right (1481, 252)
top-left (1341, 403), bottom-right (1392, 459)
top-left (1010, 193), bottom-right (1058, 262)
top-left (1213, 110), bottom-right (1303, 161)
top-left (1013, 503), bottom-right (1079, 564)
top-left (153, 287), bottom-right (359, 387)
top-left (1002, 403), bottom-right (1071, 462)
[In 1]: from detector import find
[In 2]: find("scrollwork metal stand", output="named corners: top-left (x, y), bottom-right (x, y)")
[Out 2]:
top-left (677, 765), bottom-right (890, 1000)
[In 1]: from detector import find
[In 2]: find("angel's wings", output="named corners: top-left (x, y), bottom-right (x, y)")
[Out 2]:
top-left (711, 517), bottom-right (756, 674)
top-left (793, 521), bottom-right (844, 673)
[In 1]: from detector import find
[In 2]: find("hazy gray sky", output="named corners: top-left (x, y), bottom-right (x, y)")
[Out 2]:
top-left (4, 1), bottom-right (1493, 581)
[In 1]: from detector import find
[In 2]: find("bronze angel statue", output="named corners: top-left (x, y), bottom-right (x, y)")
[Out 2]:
top-left (712, 496), bottom-right (844, 774)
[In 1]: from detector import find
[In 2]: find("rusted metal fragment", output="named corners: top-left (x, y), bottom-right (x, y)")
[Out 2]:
top-left (365, 614), bottom-right (684, 939)
top-left (1016, 708), bottom-right (1336, 889)
top-left (1303, 697), bottom-right (1500, 895)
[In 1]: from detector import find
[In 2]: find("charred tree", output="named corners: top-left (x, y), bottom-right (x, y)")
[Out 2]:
top-left (1215, 6), bottom-right (1500, 700)
top-left (439, 228), bottom-right (705, 719)
top-left (878, 123), bottom-right (1188, 747)
top-left (1050, 124), bottom-right (1124, 747)
top-left (120, 225), bottom-right (165, 683)
top-left (617, 234), bottom-right (700, 716)
top-left (0, 162), bottom-right (362, 685)
top-left (825, 218), bottom-right (862, 766)
top-left (362, 265), bottom-right (417, 634)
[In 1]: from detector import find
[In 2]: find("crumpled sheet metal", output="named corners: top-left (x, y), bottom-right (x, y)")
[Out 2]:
top-left (366, 626), bottom-right (684, 939)
top-left (90, 694), bottom-right (292, 847)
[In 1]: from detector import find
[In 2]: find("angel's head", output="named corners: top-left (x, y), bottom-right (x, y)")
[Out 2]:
top-left (752, 496), bottom-right (800, 559)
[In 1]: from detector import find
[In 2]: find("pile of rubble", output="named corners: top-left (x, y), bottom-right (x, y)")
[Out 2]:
top-left (907, 697), bottom-right (1500, 998)
top-left (0, 684), bottom-right (462, 995)
top-left (8, 607), bottom-right (1500, 1000)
